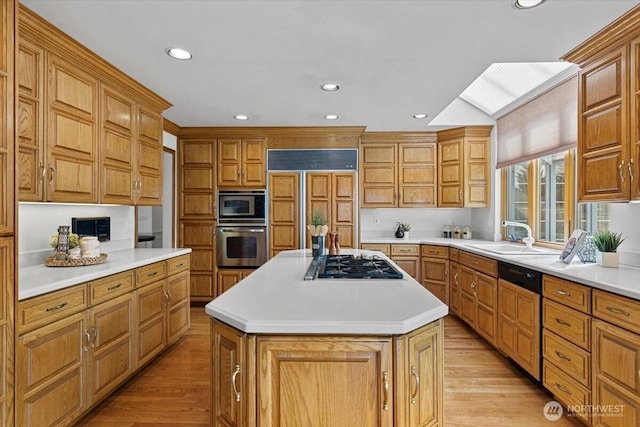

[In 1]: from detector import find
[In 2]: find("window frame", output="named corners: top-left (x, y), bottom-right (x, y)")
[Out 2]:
top-left (500, 150), bottom-right (575, 249)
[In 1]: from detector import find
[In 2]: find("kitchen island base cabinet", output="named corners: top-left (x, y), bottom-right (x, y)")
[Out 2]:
top-left (211, 318), bottom-right (443, 427)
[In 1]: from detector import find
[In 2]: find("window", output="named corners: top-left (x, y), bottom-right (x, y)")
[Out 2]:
top-left (502, 150), bottom-right (610, 247)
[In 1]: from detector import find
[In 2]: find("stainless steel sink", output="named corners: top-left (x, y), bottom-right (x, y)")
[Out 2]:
top-left (467, 243), bottom-right (559, 255)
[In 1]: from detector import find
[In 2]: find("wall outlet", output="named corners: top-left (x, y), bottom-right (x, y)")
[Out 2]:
top-left (374, 217), bottom-right (379, 225)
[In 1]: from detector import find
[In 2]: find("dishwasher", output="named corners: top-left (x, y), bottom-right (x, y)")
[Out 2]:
top-left (498, 261), bottom-right (543, 381)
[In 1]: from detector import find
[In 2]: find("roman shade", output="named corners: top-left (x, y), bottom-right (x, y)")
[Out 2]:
top-left (496, 74), bottom-right (578, 169)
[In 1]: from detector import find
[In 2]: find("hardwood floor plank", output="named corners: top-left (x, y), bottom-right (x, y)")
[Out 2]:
top-left (76, 308), bottom-right (584, 426)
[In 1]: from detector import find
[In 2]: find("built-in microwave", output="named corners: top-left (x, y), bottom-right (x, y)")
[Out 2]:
top-left (71, 217), bottom-right (111, 242)
top-left (217, 190), bottom-right (266, 225)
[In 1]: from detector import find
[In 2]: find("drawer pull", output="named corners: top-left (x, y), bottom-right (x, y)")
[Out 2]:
top-left (46, 301), bottom-right (68, 312)
top-left (399, 249), bottom-right (411, 253)
top-left (472, 260), bottom-right (479, 265)
top-left (107, 283), bottom-right (122, 291)
top-left (429, 250), bottom-right (438, 254)
top-left (175, 263), bottom-right (184, 268)
top-left (555, 318), bottom-right (571, 327)
top-left (147, 271), bottom-right (158, 277)
top-left (554, 350), bottom-right (572, 362)
top-left (554, 289), bottom-right (570, 296)
top-left (410, 366), bottom-right (420, 404)
top-left (606, 306), bottom-right (630, 317)
top-left (555, 382), bottom-right (572, 396)
top-left (231, 364), bottom-right (241, 402)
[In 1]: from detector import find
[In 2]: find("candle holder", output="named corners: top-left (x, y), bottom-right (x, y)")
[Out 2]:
top-left (55, 225), bottom-right (70, 260)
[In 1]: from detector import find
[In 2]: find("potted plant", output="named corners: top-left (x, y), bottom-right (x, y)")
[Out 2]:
top-left (50, 232), bottom-right (81, 258)
top-left (591, 230), bottom-right (625, 268)
top-left (395, 222), bottom-right (411, 239)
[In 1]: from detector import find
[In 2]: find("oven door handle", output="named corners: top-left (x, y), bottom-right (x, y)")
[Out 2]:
top-left (220, 228), bottom-right (265, 233)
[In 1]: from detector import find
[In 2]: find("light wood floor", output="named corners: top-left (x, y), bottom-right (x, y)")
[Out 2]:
top-left (77, 308), bottom-right (583, 426)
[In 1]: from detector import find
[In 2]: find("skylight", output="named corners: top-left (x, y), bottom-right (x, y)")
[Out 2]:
top-left (460, 62), bottom-right (576, 117)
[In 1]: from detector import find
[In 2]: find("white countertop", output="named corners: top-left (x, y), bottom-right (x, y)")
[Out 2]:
top-left (205, 249), bottom-right (449, 335)
top-left (362, 236), bottom-right (640, 301)
top-left (19, 248), bottom-right (192, 300)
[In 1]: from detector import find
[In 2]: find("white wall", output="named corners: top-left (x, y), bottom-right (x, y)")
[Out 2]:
top-left (609, 203), bottom-right (640, 267)
top-left (18, 203), bottom-right (135, 267)
top-left (360, 208), bottom-right (472, 238)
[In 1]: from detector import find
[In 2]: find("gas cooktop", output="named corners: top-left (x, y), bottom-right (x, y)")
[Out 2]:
top-left (304, 254), bottom-right (404, 280)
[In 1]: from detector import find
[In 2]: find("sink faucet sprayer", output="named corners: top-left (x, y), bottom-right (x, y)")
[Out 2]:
top-left (501, 221), bottom-right (535, 249)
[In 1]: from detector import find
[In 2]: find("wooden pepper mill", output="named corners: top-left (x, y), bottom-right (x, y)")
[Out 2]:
top-left (328, 232), bottom-right (340, 255)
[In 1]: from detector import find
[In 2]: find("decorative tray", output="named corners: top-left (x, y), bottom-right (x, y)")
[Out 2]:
top-left (45, 253), bottom-right (108, 267)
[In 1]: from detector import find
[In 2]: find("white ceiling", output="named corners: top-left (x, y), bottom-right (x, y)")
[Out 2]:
top-left (21, 0), bottom-right (640, 131)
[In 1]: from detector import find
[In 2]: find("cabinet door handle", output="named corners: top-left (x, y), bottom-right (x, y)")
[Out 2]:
top-left (84, 330), bottom-right (91, 352)
top-left (555, 317), bottom-right (571, 327)
top-left (454, 272), bottom-right (459, 285)
top-left (472, 282), bottom-right (477, 296)
top-left (382, 371), bottom-right (389, 411)
top-left (49, 165), bottom-right (55, 183)
top-left (554, 350), bottom-right (571, 362)
top-left (629, 158), bottom-right (635, 181)
top-left (555, 382), bottom-right (572, 395)
top-left (619, 160), bottom-right (625, 183)
top-left (410, 366), bottom-right (420, 404)
top-left (91, 327), bottom-right (98, 347)
top-left (606, 306), bottom-right (630, 317)
top-left (107, 283), bottom-right (122, 291)
top-left (554, 289), bottom-right (570, 296)
top-left (231, 364), bottom-right (241, 402)
top-left (46, 301), bottom-right (68, 312)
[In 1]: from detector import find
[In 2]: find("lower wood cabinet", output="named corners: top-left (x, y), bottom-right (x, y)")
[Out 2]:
top-left (16, 254), bottom-right (190, 427)
top-left (449, 261), bottom-right (461, 315)
top-left (217, 268), bottom-right (255, 296)
top-left (420, 245), bottom-right (449, 304)
top-left (212, 318), bottom-right (443, 427)
top-left (497, 278), bottom-right (540, 380)
top-left (457, 258), bottom-right (498, 347)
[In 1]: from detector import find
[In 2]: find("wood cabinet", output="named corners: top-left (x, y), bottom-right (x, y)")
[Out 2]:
top-left (437, 126), bottom-right (492, 208)
top-left (391, 244), bottom-right (420, 282)
top-left (360, 135), bottom-right (438, 208)
top-left (541, 275), bottom-right (592, 425)
top-left (178, 138), bottom-right (216, 302)
top-left (17, 7), bottom-right (170, 205)
top-left (449, 261), bottom-right (461, 315)
top-left (497, 278), bottom-right (540, 380)
top-left (211, 318), bottom-right (443, 427)
top-left (361, 243), bottom-right (391, 256)
top-left (456, 250), bottom-right (498, 346)
top-left (217, 138), bottom-right (266, 188)
top-left (268, 173), bottom-right (300, 257)
top-left (0, 0), bottom-right (15, 237)
top-left (0, 238), bottom-right (14, 425)
top-left (306, 171), bottom-right (357, 248)
top-left (217, 268), bottom-right (255, 296)
top-left (17, 255), bottom-right (190, 426)
top-left (562, 8), bottom-right (640, 202)
top-left (420, 245), bottom-right (449, 304)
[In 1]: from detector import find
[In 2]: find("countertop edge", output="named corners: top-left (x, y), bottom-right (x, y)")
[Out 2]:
top-left (19, 248), bottom-right (192, 300)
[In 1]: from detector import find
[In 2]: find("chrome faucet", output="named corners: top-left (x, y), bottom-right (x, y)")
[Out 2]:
top-left (501, 220), bottom-right (535, 249)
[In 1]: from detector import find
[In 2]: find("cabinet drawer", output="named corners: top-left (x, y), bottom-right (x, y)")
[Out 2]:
top-left (391, 244), bottom-right (420, 256)
top-left (167, 254), bottom-right (190, 276)
top-left (421, 245), bottom-right (449, 259)
top-left (136, 261), bottom-right (167, 288)
top-left (543, 360), bottom-right (591, 424)
top-left (458, 250), bottom-right (497, 278)
top-left (593, 289), bottom-right (640, 335)
top-left (542, 329), bottom-right (591, 388)
top-left (18, 285), bottom-right (89, 334)
top-left (449, 248), bottom-right (459, 262)
top-left (543, 275), bottom-right (591, 314)
top-left (543, 298), bottom-right (591, 350)
top-left (360, 243), bottom-right (390, 256)
top-left (89, 271), bottom-right (134, 306)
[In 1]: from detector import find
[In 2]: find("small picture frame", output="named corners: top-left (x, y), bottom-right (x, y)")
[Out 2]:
top-left (560, 229), bottom-right (587, 264)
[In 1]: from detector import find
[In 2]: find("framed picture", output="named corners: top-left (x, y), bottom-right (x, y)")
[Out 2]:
top-left (560, 229), bottom-right (587, 264)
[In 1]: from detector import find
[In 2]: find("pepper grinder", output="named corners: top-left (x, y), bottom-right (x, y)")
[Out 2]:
top-left (328, 232), bottom-right (339, 255)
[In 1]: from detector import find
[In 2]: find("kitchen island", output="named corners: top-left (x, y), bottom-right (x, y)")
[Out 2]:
top-left (205, 249), bottom-right (448, 427)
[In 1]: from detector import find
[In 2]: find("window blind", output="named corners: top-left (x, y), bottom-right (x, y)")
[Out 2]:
top-left (496, 74), bottom-right (577, 169)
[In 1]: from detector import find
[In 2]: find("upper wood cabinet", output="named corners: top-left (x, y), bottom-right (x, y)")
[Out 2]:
top-left (360, 132), bottom-right (438, 208)
top-left (562, 6), bottom-right (640, 202)
top-left (217, 138), bottom-right (266, 188)
top-left (437, 126), bottom-right (492, 208)
top-left (0, 0), bottom-right (15, 239)
top-left (269, 172), bottom-right (300, 258)
top-left (17, 6), bottom-right (171, 205)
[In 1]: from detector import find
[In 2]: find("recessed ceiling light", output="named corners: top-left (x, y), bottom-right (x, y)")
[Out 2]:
top-left (513, 0), bottom-right (546, 9)
top-left (166, 47), bottom-right (192, 60)
top-left (321, 83), bottom-right (340, 91)
top-left (324, 114), bottom-right (339, 120)
top-left (413, 114), bottom-right (428, 119)
top-left (234, 115), bottom-right (249, 120)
